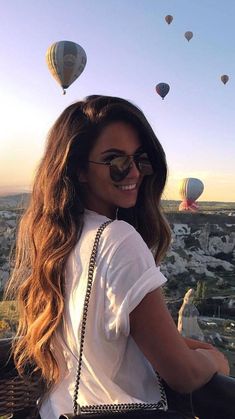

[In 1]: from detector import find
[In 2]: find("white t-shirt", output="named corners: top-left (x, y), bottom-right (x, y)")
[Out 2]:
top-left (40, 209), bottom-right (167, 419)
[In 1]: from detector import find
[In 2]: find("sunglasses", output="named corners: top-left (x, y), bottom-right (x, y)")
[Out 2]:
top-left (88, 152), bottom-right (153, 182)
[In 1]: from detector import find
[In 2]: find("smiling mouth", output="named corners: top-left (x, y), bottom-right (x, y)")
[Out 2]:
top-left (115, 183), bottom-right (137, 191)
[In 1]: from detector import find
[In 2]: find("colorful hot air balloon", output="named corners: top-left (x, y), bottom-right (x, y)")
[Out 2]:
top-left (221, 75), bottom-right (229, 85)
top-left (165, 15), bottom-right (173, 25)
top-left (184, 31), bottom-right (193, 42)
top-left (179, 178), bottom-right (204, 212)
top-left (155, 83), bottom-right (170, 100)
top-left (46, 40), bottom-right (87, 94)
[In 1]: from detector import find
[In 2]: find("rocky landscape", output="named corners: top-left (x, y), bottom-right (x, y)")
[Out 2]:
top-left (0, 194), bottom-right (235, 374)
top-left (0, 195), bottom-right (235, 304)
top-left (162, 212), bottom-right (235, 304)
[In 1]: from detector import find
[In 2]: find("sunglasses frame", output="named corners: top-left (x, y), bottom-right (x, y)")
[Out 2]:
top-left (88, 152), bottom-right (153, 182)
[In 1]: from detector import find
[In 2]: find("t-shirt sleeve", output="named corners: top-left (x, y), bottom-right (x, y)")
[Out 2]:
top-left (104, 223), bottom-right (167, 340)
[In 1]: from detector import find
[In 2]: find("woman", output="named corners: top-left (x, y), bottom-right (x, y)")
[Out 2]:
top-left (6, 95), bottom-right (229, 419)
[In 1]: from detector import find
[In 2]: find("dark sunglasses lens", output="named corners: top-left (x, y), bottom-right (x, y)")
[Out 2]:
top-left (136, 154), bottom-right (153, 175)
top-left (110, 156), bottom-right (131, 182)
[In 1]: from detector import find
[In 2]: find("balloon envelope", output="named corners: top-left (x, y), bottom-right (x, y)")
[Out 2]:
top-left (179, 178), bottom-right (204, 211)
top-left (221, 74), bottom-right (229, 85)
top-left (184, 31), bottom-right (193, 41)
top-left (165, 15), bottom-right (173, 25)
top-left (155, 83), bottom-right (170, 100)
top-left (46, 40), bottom-right (87, 93)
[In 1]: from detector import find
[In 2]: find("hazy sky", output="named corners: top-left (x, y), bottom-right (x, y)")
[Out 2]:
top-left (0, 0), bottom-right (234, 201)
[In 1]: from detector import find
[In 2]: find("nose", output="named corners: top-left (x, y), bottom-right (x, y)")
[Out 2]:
top-left (128, 158), bottom-right (140, 177)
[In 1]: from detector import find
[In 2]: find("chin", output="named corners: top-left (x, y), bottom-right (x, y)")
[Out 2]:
top-left (119, 200), bottom-right (137, 209)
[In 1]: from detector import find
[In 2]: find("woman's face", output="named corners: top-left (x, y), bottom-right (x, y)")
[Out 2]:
top-left (79, 121), bottom-right (146, 219)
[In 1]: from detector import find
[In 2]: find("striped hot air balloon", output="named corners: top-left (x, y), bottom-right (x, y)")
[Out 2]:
top-left (179, 178), bottom-right (204, 211)
top-left (46, 41), bottom-right (87, 94)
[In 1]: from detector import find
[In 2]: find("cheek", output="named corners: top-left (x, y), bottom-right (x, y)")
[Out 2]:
top-left (88, 166), bottom-right (110, 185)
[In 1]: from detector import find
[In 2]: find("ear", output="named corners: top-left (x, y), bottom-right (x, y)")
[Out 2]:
top-left (78, 170), bottom-right (88, 183)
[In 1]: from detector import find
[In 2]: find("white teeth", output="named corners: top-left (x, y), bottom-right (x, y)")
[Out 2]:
top-left (117, 184), bottom-right (136, 190)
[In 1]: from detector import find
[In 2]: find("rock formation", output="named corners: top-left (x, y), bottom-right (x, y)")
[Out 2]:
top-left (178, 288), bottom-right (204, 340)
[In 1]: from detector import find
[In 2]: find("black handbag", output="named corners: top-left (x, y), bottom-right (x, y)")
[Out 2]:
top-left (60, 412), bottom-right (186, 419)
top-left (0, 338), bottom-right (44, 418)
top-left (59, 221), bottom-right (185, 419)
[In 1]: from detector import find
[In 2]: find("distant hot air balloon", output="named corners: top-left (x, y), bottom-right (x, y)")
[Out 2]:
top-left (155, 83), bottom-right (170, 100)
top-left (179, 178), bottom-right (204, 212)
top-left (184, 31), bottom-right (193, 42)
top-left (46, 40), bottom-right (87, 94)
top-left (165, 15), bottom-right (173, 25)
top-left (221, 74), bottom-right (229, 85)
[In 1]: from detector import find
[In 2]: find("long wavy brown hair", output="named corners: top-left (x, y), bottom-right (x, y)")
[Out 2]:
top-left (5, 95), bottom-right (171, 389)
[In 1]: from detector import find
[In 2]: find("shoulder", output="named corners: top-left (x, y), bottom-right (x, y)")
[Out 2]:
top-left (103, 219), bottom-right (145, 248)
top-left (84, 211), bottom-right (137, 243)
top-left (105, 219), bottom-right (136, 237)
top-left (99, 219), bottom-right (154, 267)
top-left (83, 211), bottom-right (152, 261)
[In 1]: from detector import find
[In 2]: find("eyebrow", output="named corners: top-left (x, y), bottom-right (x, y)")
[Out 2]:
top-left (101, 146), bottom-right (144, 155)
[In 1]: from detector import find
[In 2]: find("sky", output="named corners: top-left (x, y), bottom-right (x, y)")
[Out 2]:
top-left (0, 0), bottom-right (234, 202)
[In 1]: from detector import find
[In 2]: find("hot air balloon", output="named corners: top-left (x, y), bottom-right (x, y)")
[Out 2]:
top-left (165, 15), bottom-right (173, 25)
top-left (221, 75), bottom-right (229, 85)
top-left (179, 178), bottom-right (204, 212)
top-left (184, 31), bottom-right (193, 42)
top-left (155, 83), bottom-right (170, 100)
top-left (46, 40), bottom-right (87, 94)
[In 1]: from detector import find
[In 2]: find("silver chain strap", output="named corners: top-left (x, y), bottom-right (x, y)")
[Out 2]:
top-left (73, 220), bottom-right (168, 415)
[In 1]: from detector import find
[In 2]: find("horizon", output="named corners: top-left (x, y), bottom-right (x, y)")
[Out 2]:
top-left (0, 188), bottom-right (234, 204)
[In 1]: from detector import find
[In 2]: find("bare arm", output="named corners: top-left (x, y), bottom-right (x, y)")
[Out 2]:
top-left (130, 288), bottom-right (229, 393)
top-left (183, 336), bottom-right (213, 349)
